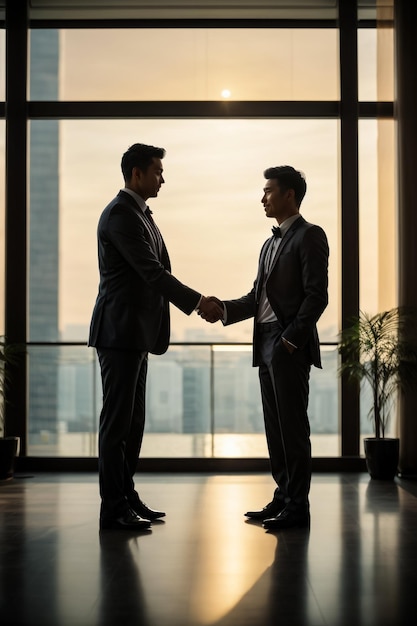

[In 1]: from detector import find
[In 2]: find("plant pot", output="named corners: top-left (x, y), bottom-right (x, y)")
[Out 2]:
top-left (364, 437), bottom-right (399, 480)
top-left (0, 436), bottom-right (20, 480)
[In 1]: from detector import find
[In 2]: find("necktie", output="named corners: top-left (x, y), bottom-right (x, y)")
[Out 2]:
top-left (144, 207), bottom-right (163, 255)
top-left (272, 225), bottom-right (282, 238)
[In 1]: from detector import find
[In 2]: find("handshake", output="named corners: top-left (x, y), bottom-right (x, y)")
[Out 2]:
top-left (197, 296), bottom-right (224, 323)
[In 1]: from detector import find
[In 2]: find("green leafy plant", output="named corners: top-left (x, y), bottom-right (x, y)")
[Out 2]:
top-left (338, 307), bottom-right (417, 439)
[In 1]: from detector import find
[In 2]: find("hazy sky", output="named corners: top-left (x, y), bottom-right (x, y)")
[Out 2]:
top-left (56, 28), bottom-right (342, 342)
top-left (59, 28), bottom-right (340, 102)
top-left (58, 117), bottom-right (340, 343)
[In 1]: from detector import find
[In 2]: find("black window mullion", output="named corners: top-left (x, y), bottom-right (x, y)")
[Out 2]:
top-left (5, 0), bottom-right (28, 451)
top-left (339, 0), bottom-right (360, 457)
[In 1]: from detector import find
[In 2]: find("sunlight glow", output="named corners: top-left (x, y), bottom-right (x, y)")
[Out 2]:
top-left (188, 477), bottom-right (276, 624)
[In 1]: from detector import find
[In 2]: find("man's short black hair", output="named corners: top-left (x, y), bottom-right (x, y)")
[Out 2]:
top-left (121, 143), bottom-right (166, 182)
top-left (264, 165), bottom-right (307, 207)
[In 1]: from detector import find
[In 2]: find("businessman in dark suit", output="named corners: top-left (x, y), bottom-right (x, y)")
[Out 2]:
top-left (89, 143), bottom-right (222, 531)
top-left (202, 166), bottom-right (329, 529)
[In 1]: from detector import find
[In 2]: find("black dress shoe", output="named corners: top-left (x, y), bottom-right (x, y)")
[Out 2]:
top-left (100, 508), bottom-right (152, 531)
top-left (131, 499), bottom-right (166, 520)
top-left (262, 507), bottom-right (310, 530)
top-left (245, 499), bottom-right (286, 520)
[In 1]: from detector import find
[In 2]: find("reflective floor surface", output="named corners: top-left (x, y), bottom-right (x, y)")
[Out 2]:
top-left (1, 472), bottom-right (417, 626)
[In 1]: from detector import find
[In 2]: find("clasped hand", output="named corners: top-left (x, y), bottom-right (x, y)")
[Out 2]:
top-left (198, 296), bottom-right (224, 323)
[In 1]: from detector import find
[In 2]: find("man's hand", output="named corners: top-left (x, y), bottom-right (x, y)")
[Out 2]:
top-left (198, 296), bottom-right (224, 323)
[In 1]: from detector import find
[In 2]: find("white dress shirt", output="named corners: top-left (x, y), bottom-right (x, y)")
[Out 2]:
top-left (256, 214), bottom-right (301, 323)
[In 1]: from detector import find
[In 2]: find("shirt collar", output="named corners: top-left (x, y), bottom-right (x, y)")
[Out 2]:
top-left (277, 214), bottom-right (301, 238)
top-left (122, 187), bottom-right (147, 213)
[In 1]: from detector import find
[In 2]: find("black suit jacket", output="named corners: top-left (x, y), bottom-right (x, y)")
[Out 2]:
top-left (88, 190), bottom-right (201, 354)
top-left (224, 216), bottom-right (329, 367)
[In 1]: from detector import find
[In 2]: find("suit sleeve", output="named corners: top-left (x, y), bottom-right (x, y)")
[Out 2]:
top-left (104, 203), bottom-right (201, 315)
top-left (223, 288), bottom-right (256, 325)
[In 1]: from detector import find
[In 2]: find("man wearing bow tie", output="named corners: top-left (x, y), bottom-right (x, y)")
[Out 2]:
top-left (89, 143), bottom-right (222, 531)
top-left (203, 166), bottom-right (329, 529)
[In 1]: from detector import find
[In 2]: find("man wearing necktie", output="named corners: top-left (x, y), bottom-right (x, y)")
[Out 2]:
top-left (203, 166), bottom-right (329, 529)
top-left (89, 143), bottom-right (222, 530)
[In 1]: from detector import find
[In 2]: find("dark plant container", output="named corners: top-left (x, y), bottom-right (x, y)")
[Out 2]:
top-left (0, 436), bottom-right (20, 480)
top-left (364, 437), bottom-right (400, 480)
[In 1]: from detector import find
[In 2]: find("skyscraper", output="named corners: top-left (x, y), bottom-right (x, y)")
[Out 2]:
top-left (28, 30), bottom-right (60, 445)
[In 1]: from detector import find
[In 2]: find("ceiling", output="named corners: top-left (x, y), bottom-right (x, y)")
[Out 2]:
top-left (0, 1), bottom-right (393, 22)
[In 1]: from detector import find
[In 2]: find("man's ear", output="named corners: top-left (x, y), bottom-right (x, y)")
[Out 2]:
top-left (287, 188), bottom-right (296, 203)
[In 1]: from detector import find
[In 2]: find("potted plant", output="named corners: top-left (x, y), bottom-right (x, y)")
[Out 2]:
top-left (0, 336), bottom-right (21, 480)
top-left (338, 307), bottom-right (417, 480)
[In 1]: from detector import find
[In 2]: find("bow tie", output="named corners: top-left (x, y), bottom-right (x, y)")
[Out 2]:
top-left (272, 226), bottom-right (282, 238)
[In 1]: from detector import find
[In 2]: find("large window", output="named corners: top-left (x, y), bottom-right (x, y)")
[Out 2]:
top-left (0, 30), bottom-right (4, 103)
top-left (0, 119), bottom-right (4, 336)
top-left (30, 29), bottom-right (339, 101)
top-left (359, 119), bottom-right (396, 315)
top-left (27, 344), bottom-right (339, 457)
top-left (358, 26), bottom-right (394, 101)
top-left (28, 118), bottom-right (339, 344)
top-left (359, 118), bottom-right (396, 442)
top-left (2, 13), bottom-right (395, 460)
top-left (0, 29), bottom-right (5, 334)
top-left (27, 116), bottom-right (340, 456)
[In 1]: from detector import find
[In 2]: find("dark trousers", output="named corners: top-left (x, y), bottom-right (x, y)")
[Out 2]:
top-left (257, 323), bottom-right (312, 509)
top-left (97, 347), bottom-right (148, 519)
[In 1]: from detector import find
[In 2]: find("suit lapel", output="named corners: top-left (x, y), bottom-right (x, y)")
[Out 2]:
top-left (118, 190), bottom-right (167, 261)
top-left (259, 238), bottom-right (272, 272)
top-left (255, 238), bottom-right (273, 299)
top-left (266, 216), bottom-right (305, 278)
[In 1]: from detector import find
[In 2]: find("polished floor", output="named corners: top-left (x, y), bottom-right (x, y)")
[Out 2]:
top-left (1, 472), bottom-right (417, 626)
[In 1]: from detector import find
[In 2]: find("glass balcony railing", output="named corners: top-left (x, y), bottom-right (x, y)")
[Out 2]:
top-left (27, 342), bottom-right (340, 458)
